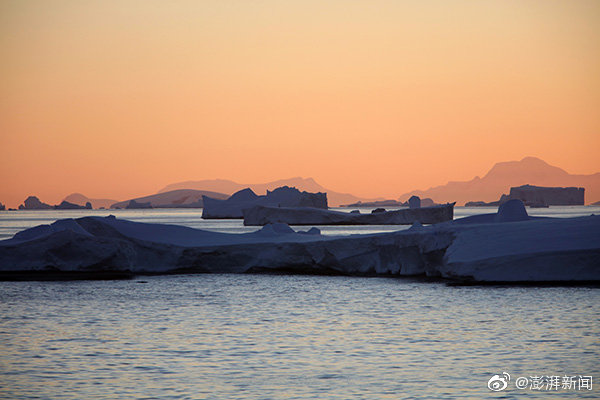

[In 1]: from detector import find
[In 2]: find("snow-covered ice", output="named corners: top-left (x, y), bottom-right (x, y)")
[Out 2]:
top-left (0, 215), bottom-right (452, 276)
top-left (1, 200), bottom-right (598, 282)
top-left (440, 215), bottom-right (600, 282)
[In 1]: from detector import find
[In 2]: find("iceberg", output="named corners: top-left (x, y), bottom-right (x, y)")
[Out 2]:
top-left (0, 215), bottom-right (453, 278)
top-left (18, 196), bottom-right (53, 210)
top-left (1, 200), bottom-right (598, 283)
top-left (202, 186), bottom-right (328, 219)
top-left (499, 185), bottom-right (585, 206)
top-left (242, 203), bottom-right (455, 226)
top-left (54, 200), bottom-right (92, 210)
top-left (440, 216), bottom-right (600, 282)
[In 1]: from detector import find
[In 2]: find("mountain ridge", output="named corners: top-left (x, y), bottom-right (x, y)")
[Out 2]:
top-left (63, 193), bottom-right (118, 209)
top-left (159, 177), bottom-right (382, 207)
top-left (399, 157), bottom-right (600, 205)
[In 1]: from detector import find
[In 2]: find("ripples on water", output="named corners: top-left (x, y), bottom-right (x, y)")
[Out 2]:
top-left (1, 275), bottom-right (598, 399)
top-left (1, 206), bottom-right (599, 240)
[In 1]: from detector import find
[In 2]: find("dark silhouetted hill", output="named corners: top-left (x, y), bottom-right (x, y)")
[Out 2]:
top-left (63, 193), bottom-right (118, 209)
top-left (159, 177), bottom-right (381, 207)
top-left (111, 189), bottom-right (229, 209)
top-left (399, 157), bottom-right (600, 205)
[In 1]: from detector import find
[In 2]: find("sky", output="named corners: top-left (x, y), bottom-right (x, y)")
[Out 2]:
top-left (1, 0), bottom-right (599, 207)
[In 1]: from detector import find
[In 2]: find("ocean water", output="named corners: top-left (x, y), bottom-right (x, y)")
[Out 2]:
top-left (1, 205), bottom-right (599, 240)
top-left (0, 275), bottom-right (598, 399)
top-left (1, 207), bottom-right (599, 398)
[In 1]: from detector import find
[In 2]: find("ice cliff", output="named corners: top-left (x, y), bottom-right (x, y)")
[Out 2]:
top-left (500, 185), bottom-right (585, 206)
top-left (243, 203), bottom-right (455, 226)
top-left (202, 186), bottom-right (328, 219)
top-left (1, 200), bottom-right (598, 283)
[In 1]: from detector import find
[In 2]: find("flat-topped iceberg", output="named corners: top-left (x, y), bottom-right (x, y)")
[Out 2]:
top-left (0, 215), bottom-right (453, 277)
top-left (1, 201), bottom-right (598, 283)
top-left (243, 203), bottom-right (455, 226)
top-left (440, 216), bottom-right (600, 282)
top-left (202, 186), bottom-right (328, 219)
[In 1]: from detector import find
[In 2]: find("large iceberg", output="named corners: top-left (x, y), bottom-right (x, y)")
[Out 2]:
top-left (243, 203), bottom-right (455, 225)
top-left (1, 202), bottom-right (598, 283)
top-left (202, 186), bottom-right (328, 219)
top-left (18, 196), bottom-right (53, 210)
top-left (439, 216), bottom-right (600, 282)
top-left (0, 215), bottom-right (452, 278)
top-left (499, 184), bottom-right (585, 206)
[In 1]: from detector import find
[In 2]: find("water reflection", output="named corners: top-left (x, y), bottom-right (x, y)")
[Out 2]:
top-left (0, 275), bottom-right (598, 399)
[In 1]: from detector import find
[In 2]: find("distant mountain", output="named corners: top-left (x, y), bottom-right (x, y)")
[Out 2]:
top-left (399, 157), bottom-right (600, 206)
top-left (63, 193), bottom-right (118, 209)
top-left (159, 177), bottom-right (381, 207)
top-left (111, 189), bottom-right (229, 209)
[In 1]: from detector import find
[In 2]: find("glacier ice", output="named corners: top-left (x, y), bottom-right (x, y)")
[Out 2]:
top-left (1, 205), bottom-right (599, 282)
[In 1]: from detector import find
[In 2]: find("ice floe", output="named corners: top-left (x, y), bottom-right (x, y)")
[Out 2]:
top-left (1, 201), bottom-right (598, 283)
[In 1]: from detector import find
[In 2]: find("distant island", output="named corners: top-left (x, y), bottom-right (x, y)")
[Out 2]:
top-left (158, 177), bottom-right (382, 207)
top-left (341, 198), bottom-right (437, 208)
top-left (17, 196), bottom-right (92, 210)
top-left (400, 157), bottom-right (600, 205)
top-left (3, 157), bottom-right (599, 210)
top-left (111, 189), bottom-right (229, 209)
top-left (62, 193), bottom-right (118, 210)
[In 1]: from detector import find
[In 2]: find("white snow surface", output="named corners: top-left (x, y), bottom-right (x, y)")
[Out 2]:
top-left (1, 211), bottom-right (599, 282)
top-left (3, 216), bottom-right (328, 247)
top-left (437, 214), bottom-right (600, 282)
top-left (445, 216), bottom-right (600, 262)
top-left (0, 215), bottom-right (452, 275)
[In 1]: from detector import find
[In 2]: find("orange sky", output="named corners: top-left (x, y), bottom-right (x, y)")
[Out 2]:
top-left (1, 0), bottom-right (599, 207)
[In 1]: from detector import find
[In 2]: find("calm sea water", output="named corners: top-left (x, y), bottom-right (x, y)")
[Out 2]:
top-left (1, 207), bottom-right (599, 399)
top-left (1, 206), bottom-right (599, 240)
top-left (0, 276), bottom-right (598, 399)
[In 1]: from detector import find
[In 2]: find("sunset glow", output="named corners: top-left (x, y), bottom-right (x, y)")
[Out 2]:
top-left (1, 0), bottom-right (599, 207)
